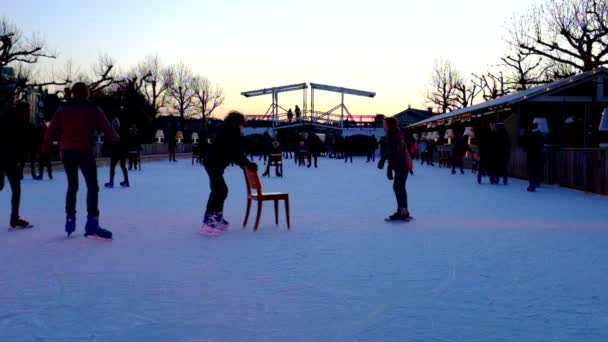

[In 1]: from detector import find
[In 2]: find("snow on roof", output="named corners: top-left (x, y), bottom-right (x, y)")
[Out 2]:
top-left (410, 67), bottom-right (608, 128)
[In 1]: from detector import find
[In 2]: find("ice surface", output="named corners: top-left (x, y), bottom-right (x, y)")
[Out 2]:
top-left (1, 158), bottom-right (608, 341)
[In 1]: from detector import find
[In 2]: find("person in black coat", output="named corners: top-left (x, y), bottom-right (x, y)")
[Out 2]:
top-left (168, 130), bottom-right (177, 162)
top-left (476, 124), bottom-right (492, 184)
top-left (0, 102), bottom-right (32, 228)
top-left (524, 122), bottom-right (544, 192)
top-left (451, 135), bottom-right (469, 175)
top-left (306, 133), bottom-right (322, 168)
top-left (34, 122), bottom-right (53, 180)
top-left (105, 117), bottom-right (130, 188)
top-left (127, 124), bottom-right (142, 171)
top-left (366, 136), bottom-right (378, 163)
top-left (495, 123), bottom-right (511, 185)
top-left (202, 111), bottom-right (257, 234)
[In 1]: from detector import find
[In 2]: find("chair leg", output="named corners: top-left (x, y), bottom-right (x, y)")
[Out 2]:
top-left (243, 199), bottom-right (252, 228)
top-left (254, 200), bottom-right (263, 231)
top-left (284, 197), bottom-right (290, 229)
top-left (274, 200), bottom-right (279, 226)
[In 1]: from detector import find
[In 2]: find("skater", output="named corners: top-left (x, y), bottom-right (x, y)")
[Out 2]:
top-left (344, 137), bottom-right (354, 163)
top-left (168, 131), bottom-right (177, 162)
top-left (495, 123), bottom-right (511, 185)
top-left (43, 82), bottom-right (118, 239)
top-left (366, 136), bottom-right (378, 163)
top-left (306, 133), bottom-right (322, 168)
top-left (202, 111), bottom-right (257, 237)
top-left (34, 121), bottom-right (53, 180)
top-left (105, 116), bottom-right (130, 188)
top-left (378, 117), bottom-right (413, 221)
top-left (524, 122), bottom-right (544, 192)
top-left (127, 124), bottom-right (142, 171)
top-left (476, 124), bottom-right (492, 184)
top-left (451, 134), bottom-right (469, 175)
top-left (296, 140), bottom-right (308, 167)
top-left (262, 140), bottom-right (283, 177)
top-left (0, 102), bottom-right (33, 229)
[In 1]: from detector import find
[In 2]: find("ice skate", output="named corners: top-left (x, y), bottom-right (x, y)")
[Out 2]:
top-left (65, 215), bottom-right (76, 237)
top-left (84, 216), bottom-right (113, 240)
top-left (385, 209), bottom-right (413, 222)
top-left (120, 180), bottom-right (130, 188)
top-left (214, 212), bottom-right (230, 231)
top-left (200, 215), bottom-right (221, 237)
top-left (9, 218), bottom-right (33, 230)
top-left (104, 181), bottom-right (114, 188)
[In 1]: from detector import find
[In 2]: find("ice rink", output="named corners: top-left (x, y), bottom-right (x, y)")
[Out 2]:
top-left (1, 158), bottom-right (607, 341)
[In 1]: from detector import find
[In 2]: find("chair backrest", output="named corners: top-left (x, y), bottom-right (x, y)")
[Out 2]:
top-left (244, 169), bottom-right (262, 195)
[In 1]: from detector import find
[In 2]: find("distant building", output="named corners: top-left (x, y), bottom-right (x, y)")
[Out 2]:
top-left (392, 106), bottom-right (434, 126)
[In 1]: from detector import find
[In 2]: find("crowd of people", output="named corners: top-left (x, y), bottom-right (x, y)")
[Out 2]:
top-left (1, 82), bottom-right (547, 238)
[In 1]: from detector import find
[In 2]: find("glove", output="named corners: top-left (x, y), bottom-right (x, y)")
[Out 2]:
top-left (246, 162), bottom-right (258, 171)
top-left (377, 159), bottom-right (385, 170)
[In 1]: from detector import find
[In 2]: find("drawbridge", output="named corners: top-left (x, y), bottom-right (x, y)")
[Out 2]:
top-left (241, 82), bottom-right (376, 129)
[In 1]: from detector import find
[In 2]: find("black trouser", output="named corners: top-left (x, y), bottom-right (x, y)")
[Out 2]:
top-left (307, 153), bottom-right (318, 168)
top-left (204, 163), bottom-right (228, 216)
top-left (366, 151), bottom-right (376, 162)
top-left (393, 170), bottom-right (408, 211)
top-left (62, 151), bottom-right (99, 217)
top-left (1, 160), bottom-right (22, 221)
top-left (169, 146), bottom-right (176, 161)
top-left (36, 153), bottom-right (53, 179)
top-left (527, 158), bottom-right (543, 190)
top-left (109, 154), bottom-right (129, 183)
top-left (452, 155), bottom-right (464, 173)
top-left (128, 152), bottom-right (140, 170)
top-left (344, 154), bottom-right (353, 163)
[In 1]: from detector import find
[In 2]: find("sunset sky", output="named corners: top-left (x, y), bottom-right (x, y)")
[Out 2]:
top-left (5, 0), bottom-right (540, 117)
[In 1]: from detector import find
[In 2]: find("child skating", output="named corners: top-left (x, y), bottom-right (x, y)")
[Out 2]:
top-left (201, 111), bottom-right (257, 237)
top-left (378, 117), bottom-right (413, 222)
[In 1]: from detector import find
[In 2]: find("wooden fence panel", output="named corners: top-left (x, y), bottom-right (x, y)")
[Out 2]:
top-left (509, 148), bottom-right (608, 195)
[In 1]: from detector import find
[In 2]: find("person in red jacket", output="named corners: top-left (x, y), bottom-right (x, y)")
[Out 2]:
top-left (43, 82), bottom-right (119, 239)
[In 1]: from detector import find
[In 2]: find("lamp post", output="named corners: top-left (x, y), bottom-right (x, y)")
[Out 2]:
top-left (176, 131), bottom-right (184, 144)
top-left (155, 130), bottom-right (165, 144)
top-left (432, 131), bottom-right (440, 142)
top-left (463, 126), bottom-right (475, 145)
top-left (533, 117), bottom-right (549, 134)
top-left (192, 132), bottom-right (199, 144)
top-left (445, 129), bottom-right (455, 145)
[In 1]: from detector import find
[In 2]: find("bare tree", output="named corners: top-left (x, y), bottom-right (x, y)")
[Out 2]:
top-left (166, 62), bottom-right (195, 118)
top-left (501, 51), bottom-right (548, 90)
top-left (88, 54), bottom-right (121, 95)
top-left (473, 72), bottom-right (510, 101)
top-left (426, 59), bottom-right (458, 113)
top-left (453, 73), bottom-right (481, 109)
top-left (0, 18), bottom-right (72, 99)
top-left (137, 54), bottom-right (171, 115)
top-left (0, 18), bottom-right (56, 77)
top-left (509, 0), bottom-right (608, 73)
top-left (191, 75), bottom-right (224, 125)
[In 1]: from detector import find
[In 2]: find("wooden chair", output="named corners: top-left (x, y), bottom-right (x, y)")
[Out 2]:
top-left (243, 169), bottom-right (290, 231)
